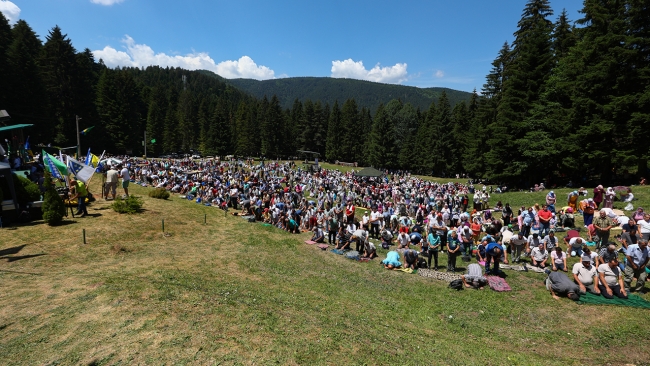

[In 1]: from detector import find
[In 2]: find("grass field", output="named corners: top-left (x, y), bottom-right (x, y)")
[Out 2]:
top-left (1, 179), bottom-right (650, 365)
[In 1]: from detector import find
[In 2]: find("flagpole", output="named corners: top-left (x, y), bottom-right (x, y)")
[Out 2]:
top-left (85, 150), bottom-right (106, 188)
top-left (76, 115), bottom-right (81, 159)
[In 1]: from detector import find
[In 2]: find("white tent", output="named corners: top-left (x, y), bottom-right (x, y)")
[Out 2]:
top-left (100, 157), bottom-right (122, 166)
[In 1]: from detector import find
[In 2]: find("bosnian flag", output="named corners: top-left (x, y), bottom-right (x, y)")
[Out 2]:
top-left (67, 156), bottom-right (95, 184)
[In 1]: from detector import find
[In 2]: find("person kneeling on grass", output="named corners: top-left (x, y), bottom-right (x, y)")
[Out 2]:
top-left (572, 255), bottom-right (600, 296)
top-left (546, 270), bottom-right (581, 301)
top-left (597, 256), bottom-right (628, 299)
top-left (382, 251), bottom-right (402, 269)
top-left (403, 248), bottom-right (419, 270)
top-left (530, 243), bottom-right (549, 268)
top-left (363, 239), bottom-right (377, 259)
top-left (551, 246), bottom-right (568, 272)
top-left (311, 225), bottom-right (325, 243)
top-left (461, 263), bottom-right (487, 289)
top-left (335, 229), bottom-right (352, 251)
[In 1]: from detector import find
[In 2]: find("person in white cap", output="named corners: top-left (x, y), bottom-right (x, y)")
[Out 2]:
top-left (572, 255), bottom-right (600, 295)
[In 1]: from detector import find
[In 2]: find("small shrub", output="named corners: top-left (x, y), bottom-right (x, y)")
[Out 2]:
top-left (42, 172), bottom-right (66, 225)
top-left (111, 195), bottom-right (144, 214)
top-left (148, 188), bottom-right (170, 200)
top-left (15, 174), bottom-right (41, 204)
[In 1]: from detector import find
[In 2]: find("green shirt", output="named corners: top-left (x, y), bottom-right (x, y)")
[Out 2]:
top-left (75, 181), bottom-right (87, 196)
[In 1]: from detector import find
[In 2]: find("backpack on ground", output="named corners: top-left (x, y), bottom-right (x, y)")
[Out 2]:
top-left (417, 258), bottom-right (428, 269)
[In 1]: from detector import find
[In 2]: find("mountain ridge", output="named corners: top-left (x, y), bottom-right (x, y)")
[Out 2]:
top-left (197, 71), bottom-right (474, 111)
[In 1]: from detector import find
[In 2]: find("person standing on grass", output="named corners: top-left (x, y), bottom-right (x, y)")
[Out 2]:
top-left (624, 239), bottom-right (649, 293)
top-left (446, 230), bottom-right (461, 272)
top-left (425, 227), bottom-right (441, 270)
top-left (538, 204), bottom-right (553, 237)
top-left (345, 199), bottom-right (355, 225)
top-left (370, 206), bottom-right (381, 239)
top-left (104, 166), bottom-right (119, 200)
top-left (118, 164), bottom-right (130, 197)
top-left (593, 185), bottom-right (605, 209)
top-left (583, 198), bottom-right (597, 227)
top-left (69, 179), bottom-right (88, 218)
top-left (597, 257), bottom-right (628, 299)
top-left (593, 209), bottom-right (614, 249)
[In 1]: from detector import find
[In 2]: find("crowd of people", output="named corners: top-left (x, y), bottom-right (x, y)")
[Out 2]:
top-left (99, 156), bottom-right (648, 300)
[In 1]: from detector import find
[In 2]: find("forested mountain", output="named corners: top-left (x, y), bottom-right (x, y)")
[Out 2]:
top-left (1, 0), bottom-right (649, 187)
top-left (214, 74), bottom-right (472, 111)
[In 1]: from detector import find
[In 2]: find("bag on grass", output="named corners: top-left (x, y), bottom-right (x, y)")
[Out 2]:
top-left (448, 279), bottom-right (464, 290)
top-left (418, 258), bottom-right (428, 269)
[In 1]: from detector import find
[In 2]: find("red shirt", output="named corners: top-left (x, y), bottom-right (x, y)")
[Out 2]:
top-left (538, 209), bottom-right (552, 223)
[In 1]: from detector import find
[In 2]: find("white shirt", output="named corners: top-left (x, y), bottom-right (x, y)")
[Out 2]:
top-left (569, 237), bottom-right (584, 249)
top-left (120, 168), bottom-right (130, 181)
top-left (637, 219), bottom-right (650, 234)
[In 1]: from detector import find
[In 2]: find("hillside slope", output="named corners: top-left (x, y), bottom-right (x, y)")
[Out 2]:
top-left (199, 71), bottom-right (473, 110)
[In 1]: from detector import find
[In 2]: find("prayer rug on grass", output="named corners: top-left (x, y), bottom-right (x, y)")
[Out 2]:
top-left (304, 240), bottom-right (317, 245)
top-left (417, 269), bottom-right (461, 282)
top-left (486, 276), bottom-right (512, 292)
top-left (331, 249), bottom-right (345, 255)
top-left (577, 292), bottom-right (650, 309)
top-left (317, 244), bottom-right (329, 250)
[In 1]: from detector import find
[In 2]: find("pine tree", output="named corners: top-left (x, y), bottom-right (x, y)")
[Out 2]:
top-left (366, 103), bottom-right (395, 168)
top-left (340, 98), bottom-right (360, 162)
top-left (325, 101), bottom-right (342, 162)
top-left (472, 43), bottom-right (510, 179)
top-left (40, 26), bottom-right (80, 145)
top-left (493, 0), bottom-right (554, 182)
top-left (6, 20), bottom-right (49, 142)
top-left (560, 0), bottom-right (631, 183)
top-left (552, 9), bottom-right (576, 63)
top-left (0, 13), bottom-right (12, 108)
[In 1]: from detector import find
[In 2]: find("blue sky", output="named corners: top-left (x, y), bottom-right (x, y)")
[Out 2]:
top-left (1, 0), bottom-right (583, 92)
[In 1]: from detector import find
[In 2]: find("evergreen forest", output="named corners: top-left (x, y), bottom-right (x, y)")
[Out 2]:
top-left (0, 0), bottom-right (648, 187)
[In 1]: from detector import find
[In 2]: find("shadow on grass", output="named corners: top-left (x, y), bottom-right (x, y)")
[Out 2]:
top-left (12, 220), bottom-right (78, 227)
top-left (0, 244), bottom-right (27, 257)
top-left (2, 253), bottom-right (46, 262)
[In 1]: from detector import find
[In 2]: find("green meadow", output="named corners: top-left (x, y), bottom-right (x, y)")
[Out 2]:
top-left (0, 178), bottom-right (649, 365)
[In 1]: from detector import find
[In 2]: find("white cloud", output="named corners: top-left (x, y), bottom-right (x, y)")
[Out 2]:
top-left (90, 0), bottom-right (125, 5)
top-left (435, 70), bottom-right (445, 78)
top-left (92, 35), bottom-right (275, 80)
top-left (331, 59), bottom-right (408, 84)
top-left (0, 1), bottom-right (20, 24)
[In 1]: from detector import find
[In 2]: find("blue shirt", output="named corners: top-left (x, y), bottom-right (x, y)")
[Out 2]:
top-left (486, 242), bottom-right (501, 256)
top-left (410, 232), bottom-right (422, 244)
top-left (626, 244), bottom-right (649, 267)
top-left (382, 251), bottom-right (402, 267)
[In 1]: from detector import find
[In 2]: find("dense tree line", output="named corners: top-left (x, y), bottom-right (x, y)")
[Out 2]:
top-left (1, 0), bottom-right (648, 187)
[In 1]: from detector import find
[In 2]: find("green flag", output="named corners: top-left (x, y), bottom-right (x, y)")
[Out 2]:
top-left (80, 126), bottom-right (95, 135)
top-left (42, 150), bottom-right (68, 178)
